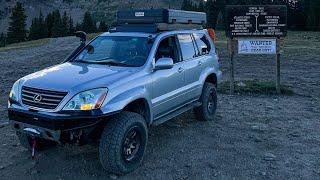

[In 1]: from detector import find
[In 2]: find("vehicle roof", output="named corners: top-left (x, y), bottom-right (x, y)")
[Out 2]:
top-left (100, 32), bottom-right (154, 37)
top-left (99, 29), bottom-right (207, 38)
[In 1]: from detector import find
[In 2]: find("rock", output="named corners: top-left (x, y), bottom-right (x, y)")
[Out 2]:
top-left (0, 122), bottom-right (9, 128)
top-left (12, 144), bottom-right (18, 147)
top-left (109, 174), bottom-right (118, 180)
top-left (264, 152), bottom-right (276, 161)
top-left (30, 169), bottom-right (40, 175)
top-left (0, 166), bottom-right (5, 170)
top-left (254, 137), bottom-right (263, 142)
top-left (237, 82), bottom-right (246, 87)
top-left (208, 162), bottom-right (215, 169)
top-left (260, 171), bottom-right (267, 176)
top-left (251, 123), bottom-right (268, 132)
top-left (289, 131), bottom-right (300, 137)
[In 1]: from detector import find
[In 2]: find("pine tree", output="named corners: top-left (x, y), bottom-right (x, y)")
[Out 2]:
top-left (52, 10), bottom-right (63, 37)
top-left (0, 33), bottom-right (7, 47)
top-left (198, 1), bottom-right (205, 12)
top-left (82, 11), bottom-right (97, 33)
top-left (68, 16), bottom-right (75, 36)
top-left (29, 18), bottom-right (39, 40)
top-left (61, 11), bottom-right (69, 37)
top-left (75, 23), bottom-right (82, 31)
top-left (38, 11), bottom-right (48, 39)
top-left (181, 0), bottom-right (188, 10)
top-left (7, 2), bottom-right (27, 44)
top-left (46, 12), bottom-right (54, 37)
top-left (98, 21), bottom-right (109, 32)
top-left (29, 11), bottom-right (48, 40)
top-left (205, 0), bottom-right (216, 28)
top-left (182, 0), bottom-right (191, 11)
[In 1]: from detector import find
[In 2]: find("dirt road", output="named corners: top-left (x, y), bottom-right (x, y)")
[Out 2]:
top-left (0, 32), bottom-right (319, 179)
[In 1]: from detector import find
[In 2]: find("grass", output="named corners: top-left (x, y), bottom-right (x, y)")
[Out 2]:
top-left (0, 32), bottom-right (103, 52)
top-left (218, 80), bottom-right (294, 96)
top-left (0, 38), bottom-right (50, 52)
top-left (87, 32), bottom-right (103, 40)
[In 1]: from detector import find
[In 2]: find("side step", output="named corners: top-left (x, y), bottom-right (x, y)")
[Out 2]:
top-left (153, 101), bottom-right (201, 126)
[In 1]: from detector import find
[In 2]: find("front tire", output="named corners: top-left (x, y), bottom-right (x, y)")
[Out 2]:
top-left (194, 82), bottom-right (217, 121)
top-left (99, 112), bottom-right (148, 175)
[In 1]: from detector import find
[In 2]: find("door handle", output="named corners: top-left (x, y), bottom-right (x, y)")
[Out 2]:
top-left (198, 61), bottom-right (202, 66)
top-left (178, 67), bottom-right (184, 73)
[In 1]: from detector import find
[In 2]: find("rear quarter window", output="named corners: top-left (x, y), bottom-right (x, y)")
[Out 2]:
top-left (193, 33), bottom-right (211, 55)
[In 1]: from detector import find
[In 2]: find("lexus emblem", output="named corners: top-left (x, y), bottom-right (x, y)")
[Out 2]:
top-left (33, 94), bottom-right (43, 102)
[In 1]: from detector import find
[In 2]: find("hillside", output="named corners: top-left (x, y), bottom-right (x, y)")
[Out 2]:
top-left (0, 0), bottom-right (184, 33)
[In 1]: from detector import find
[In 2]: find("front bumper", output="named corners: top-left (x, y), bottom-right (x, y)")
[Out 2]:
top-left (8, 107), bottom-right (114, 130)
top-left (8, 107), bottom-right (118, 143)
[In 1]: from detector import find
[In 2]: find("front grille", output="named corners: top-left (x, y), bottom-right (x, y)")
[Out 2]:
top-left (21, 86), bottom-right (68, 110)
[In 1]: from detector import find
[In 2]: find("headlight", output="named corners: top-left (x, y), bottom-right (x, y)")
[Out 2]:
top-left (63, 88), bottom-right (107, 111)
top-left (9, 80), bottom-right (21, 102)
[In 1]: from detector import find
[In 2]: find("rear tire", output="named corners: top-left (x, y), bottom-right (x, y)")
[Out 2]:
top-left (99, 111), bottom-right (148, 175)
top-left (194, 82), bottom-right (217, 121)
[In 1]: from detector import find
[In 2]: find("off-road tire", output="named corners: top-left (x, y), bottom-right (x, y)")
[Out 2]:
top-left (16, 131), bottom-right (55, 151)
top-left (99, 111), bottom-right (148, 175)
top-left (194, 82), bottom-right (217, 121)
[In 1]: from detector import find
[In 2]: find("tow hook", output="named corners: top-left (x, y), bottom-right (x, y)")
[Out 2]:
top-left (23, 128), bottom-right (40, 160)
top-left (31, 138), bottom-right (37, 160)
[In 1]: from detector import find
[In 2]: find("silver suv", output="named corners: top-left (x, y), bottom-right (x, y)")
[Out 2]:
top-left (8, 29), bottom-right (222, 174)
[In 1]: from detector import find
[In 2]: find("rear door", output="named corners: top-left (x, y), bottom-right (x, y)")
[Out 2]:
top-left (177, 33), bottom-right (203, 102)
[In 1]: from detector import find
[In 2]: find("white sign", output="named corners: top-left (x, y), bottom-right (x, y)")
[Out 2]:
top-left (238, 39), bottom-right (276, 54)
top-left (135, 12), bottom-right (145, 17)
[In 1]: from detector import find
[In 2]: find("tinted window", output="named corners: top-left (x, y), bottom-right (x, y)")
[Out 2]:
top-left (193, 33), bottom-right (211, 55)
top-left (75, 36), bottom-right (152, 67)
top-left (155, 36), bottom-right (180, 63)
top-left (177, 34), bottom-right (196, 60)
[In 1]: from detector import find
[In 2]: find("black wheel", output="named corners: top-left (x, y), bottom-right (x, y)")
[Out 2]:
top-left (99, 111), bottom-right (148, 175)
top-left (194, 82), bottom-right (217, 121)
top-left (16, 131), bottom-right (55, 151)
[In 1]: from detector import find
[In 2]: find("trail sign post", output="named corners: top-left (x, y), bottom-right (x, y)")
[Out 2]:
top-left (225, 5), bottom-right (287, 94)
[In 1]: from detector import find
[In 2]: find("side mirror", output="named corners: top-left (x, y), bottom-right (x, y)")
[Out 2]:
top-left (74, 31), bottom-right (87, 44)
top-left (154, 58), bottom-right (174, 70)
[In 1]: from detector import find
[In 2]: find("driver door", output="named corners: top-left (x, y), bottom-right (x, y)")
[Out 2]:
top-left (151, 35), bottom-right (185, 119)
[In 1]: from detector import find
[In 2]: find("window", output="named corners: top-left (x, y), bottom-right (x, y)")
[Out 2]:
top-left (193, 33), bottom-right (211, 55)
top-left (75, 36), bottom-right (152, 67)
top-left (177, 34), bottom-right (196, 60)
top-left (155, 36), bottom-right (180, 63)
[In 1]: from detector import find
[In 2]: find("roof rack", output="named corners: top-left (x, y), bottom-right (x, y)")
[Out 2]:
top-left (111, 9), bottom-right (206, 33)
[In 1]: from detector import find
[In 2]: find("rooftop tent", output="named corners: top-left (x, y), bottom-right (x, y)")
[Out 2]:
top-left (112, 9), bottom-right (207, 33)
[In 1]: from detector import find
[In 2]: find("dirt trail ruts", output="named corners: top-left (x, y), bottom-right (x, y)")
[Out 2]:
top-left (0, 32), bottom-right (319, 179)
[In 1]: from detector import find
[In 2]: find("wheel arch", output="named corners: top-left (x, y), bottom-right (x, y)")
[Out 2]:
top-left (123, 98), bottom-right (152, 126)
top-left (204, 73), bottom-right (217, 87)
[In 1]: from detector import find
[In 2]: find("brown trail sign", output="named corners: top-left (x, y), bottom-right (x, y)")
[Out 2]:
top-left (225, 5), bottom-right (287, 94)
top-left (226, 5), bottom-right (287, 38)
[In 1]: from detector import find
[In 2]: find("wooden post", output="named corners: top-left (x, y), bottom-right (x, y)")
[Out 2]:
top-left (276, 53), bottom-right (281, 94)
top-left (276, 38), bottom-right (281, 94)
top-left (228, 38), bottom-right (235, 94)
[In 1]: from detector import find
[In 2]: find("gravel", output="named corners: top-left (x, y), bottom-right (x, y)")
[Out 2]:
top-left (0, 32), bottom-right (319, 179)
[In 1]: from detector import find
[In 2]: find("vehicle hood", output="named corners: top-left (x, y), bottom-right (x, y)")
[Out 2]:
top-left (22, 62), bottom-right (138, 92)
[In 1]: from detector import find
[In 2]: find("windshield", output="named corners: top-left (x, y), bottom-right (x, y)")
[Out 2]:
top-left (74, 36), bottom-right (152, 67)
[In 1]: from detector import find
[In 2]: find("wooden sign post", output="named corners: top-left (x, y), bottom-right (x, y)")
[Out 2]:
top-left (228, 38), bottom-right (235, 94)
top-left (225, 5), bottom-right (287, 94)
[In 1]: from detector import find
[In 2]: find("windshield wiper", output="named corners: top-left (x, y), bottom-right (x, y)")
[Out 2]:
top-left (77, 59), bottom-right (136, 67)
